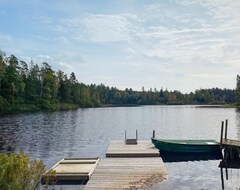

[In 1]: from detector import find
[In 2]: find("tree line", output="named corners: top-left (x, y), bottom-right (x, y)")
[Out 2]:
top-left (0, 50), bottom-right (237, 114)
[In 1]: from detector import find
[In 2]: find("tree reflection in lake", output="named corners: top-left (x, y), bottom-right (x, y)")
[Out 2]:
top-left (1, 106), bottom-right (240, 189)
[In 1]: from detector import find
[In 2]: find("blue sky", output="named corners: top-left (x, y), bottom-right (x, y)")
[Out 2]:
top-left (0, 0), bottom-right (240, 93)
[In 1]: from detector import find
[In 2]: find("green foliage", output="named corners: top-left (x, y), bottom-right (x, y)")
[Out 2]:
top-left (0, 49), bottom-right (238, 114)
top-left (42, 169), bottom-right (57, 189)
top-left (0, 152), bottom-right (45, 190)
top-left (236, 75), bottom-right (240, 102)
top-left (0, 96), bottom-right (9, 112)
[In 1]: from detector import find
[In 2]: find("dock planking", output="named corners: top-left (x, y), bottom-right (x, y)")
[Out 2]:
top-left (220, 120), bottom-right (240, 148)
top-left (44, 140), bottom-right (167, 188)
top-left (222, 139), bottom-right (240, 147)
top-left (106, 140), bottom-right (159, 157)
top-left (42, 158), bottom-right (99, 182)
top-left (84, 157), bottom-right (167, 190)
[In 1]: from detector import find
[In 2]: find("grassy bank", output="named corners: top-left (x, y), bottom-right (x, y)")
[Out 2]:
top-left (0, 103), bottom-right (80, 115)
top-left (1, 102), bottom-right (239, 116)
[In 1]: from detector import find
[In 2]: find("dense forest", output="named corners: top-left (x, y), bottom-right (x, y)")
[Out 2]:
top-left (0, 50), bottom-right (237, 114)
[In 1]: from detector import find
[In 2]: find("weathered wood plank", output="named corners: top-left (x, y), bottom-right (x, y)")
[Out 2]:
top-left (106, 141), bottom-right (159, 157)
top-left (42, 158), bottom-right (99, 182)
top-left (222, 139), bottom-right (240, 147)
top-left (84, 158), bottom-right (167, 190)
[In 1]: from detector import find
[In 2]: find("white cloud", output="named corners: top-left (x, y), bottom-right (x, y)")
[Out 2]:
top-left (33, 55), bottom-right (52, 65)
top-left (36, 55), bottom-right (51, 59)
top-left (60, 13), bottom-right (137, 43)
top-left (92, 75), bottom-right (112, 80)
top-left (189, 73), bottom-right (232, 79)
top-left (19, 55), bottom-right (32, 63)
top-left (0, 33), bottom-right (12, 42)
top-left (39, 16), bottom-right (52, 24)
top-left (58, 62), bottom-right (73, 70)
top-left (2, 0), bottom-right (240, 92)
top-left (129, 1), bottom-right (240, 66)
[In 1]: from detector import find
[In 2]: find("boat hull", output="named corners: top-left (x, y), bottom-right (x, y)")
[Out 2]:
top-left (151, 138), bottom-right (221, 153)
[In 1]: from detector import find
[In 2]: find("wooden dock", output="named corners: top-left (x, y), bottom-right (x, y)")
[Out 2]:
top-left (84, 140), bottom-right (167, 189)
top-left (44, 140), bottom-right (167, 189)
top-left (222, 139), bottom-right (240, 147)
top-left (220, 120), bottom-right (240, 148)
top-left (84, 157), bottom-right (167, 190)
top-left (106, 140), bottom-right (159, 157)
top-left (42, 158), bottom-right (99, 182)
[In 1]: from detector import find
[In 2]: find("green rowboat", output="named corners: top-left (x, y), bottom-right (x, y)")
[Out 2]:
top-left (151, 138), bottom-right (221, 153)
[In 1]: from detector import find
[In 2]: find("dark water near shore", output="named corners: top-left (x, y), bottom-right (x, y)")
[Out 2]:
top-left (0, 106), bottom-right (240, 189)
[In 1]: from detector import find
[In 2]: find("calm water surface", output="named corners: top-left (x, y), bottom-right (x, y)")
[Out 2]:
top-left (0, 105), bottom-right (240, 189)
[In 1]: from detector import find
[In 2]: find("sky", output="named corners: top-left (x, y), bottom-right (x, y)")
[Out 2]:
top-left (0, 0), bottom-right (240, 93)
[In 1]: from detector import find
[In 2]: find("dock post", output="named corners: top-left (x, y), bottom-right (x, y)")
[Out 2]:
top-left (136, 130), bottom-right (138, 142)
top-left (152, 130), bottom-right (155, 138)
top-left (220, 167), bottom-right (225, 190)
top-left (125, 130), bottom-right (127, 142)
top-left (224, 119), bottom-right (228, 140)
top-left (225, 168), bottom-right (228, 180)
top-left (220, 121), bottom-right (224, 146)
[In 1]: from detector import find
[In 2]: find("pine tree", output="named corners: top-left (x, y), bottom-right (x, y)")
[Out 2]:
top-left (236, 75), bottom-right (240, 102)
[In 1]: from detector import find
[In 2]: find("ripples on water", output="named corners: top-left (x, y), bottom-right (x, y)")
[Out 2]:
top-left (0, 106), bottom-right (240, 189)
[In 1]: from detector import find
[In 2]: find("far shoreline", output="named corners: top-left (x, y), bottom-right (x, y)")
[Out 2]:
top-left (1, 103), bottom-right (240, 116)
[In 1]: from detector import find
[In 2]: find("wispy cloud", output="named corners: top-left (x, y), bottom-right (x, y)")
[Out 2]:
top-left (59, 62), bottom-right (73, 70)
top-left (33, 55), bottom-right (52, 65)
top-left (60, 13), bottom-right (136, 43)
top-left (0, 33), bottom-right (12, 42)
top-left (1, 0), bottom-right (240, 92)
top-left (36, 55), bottom-right (51, 59)
top-left (38, 16), bottom-right (52, 24)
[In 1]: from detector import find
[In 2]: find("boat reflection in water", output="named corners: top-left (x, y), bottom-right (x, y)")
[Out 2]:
top-left (160, 151), bottom-right (222, 163)
top-left (160, 150), bottom-right (240, 189)
top-left (219, 147), bottom-right (240, 190)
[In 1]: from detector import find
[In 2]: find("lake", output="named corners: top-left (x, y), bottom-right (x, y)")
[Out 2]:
top-left (0, 105), bottom-right (240, 189)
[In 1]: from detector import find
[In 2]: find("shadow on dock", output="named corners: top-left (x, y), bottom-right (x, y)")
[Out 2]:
top-left (51, 180), bottom-right (87, 185)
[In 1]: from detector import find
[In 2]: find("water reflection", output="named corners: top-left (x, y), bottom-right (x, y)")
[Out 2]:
top-left (0, 110), bottom-right (91, 165)
top-left (160, 151), bottom-right (222, 163)
top-left (235, 108), bottom-right (240, 140)
top-left (160, 149), bottom-right (240, 190)
top-left (1, 106), bottom-right (240, 189)
top-left (219, 147), bottom-right (240, 190)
